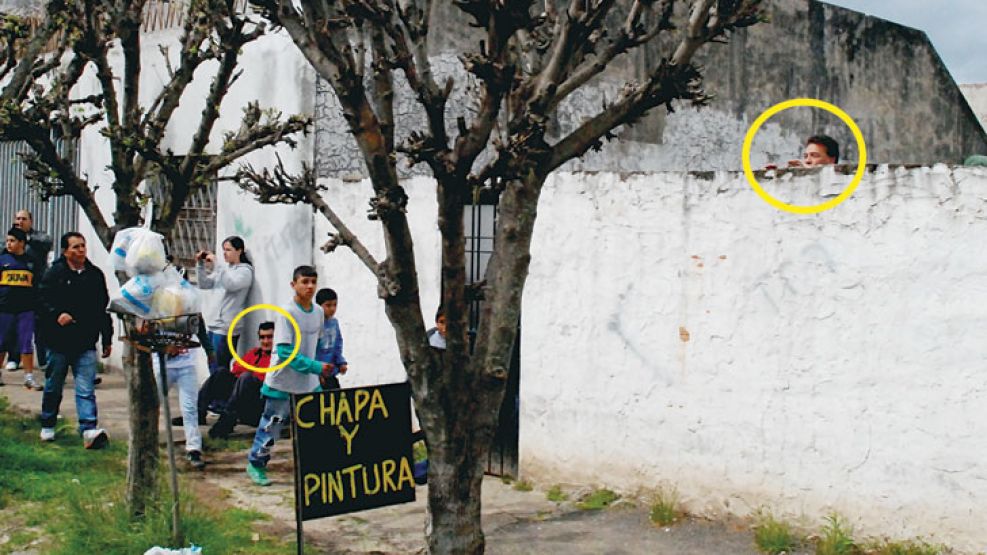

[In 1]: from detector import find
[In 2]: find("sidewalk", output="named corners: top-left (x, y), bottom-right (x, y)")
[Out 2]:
top-left (1, 367), bottom-right (775, 554)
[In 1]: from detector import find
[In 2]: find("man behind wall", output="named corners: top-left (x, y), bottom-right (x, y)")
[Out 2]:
top-left (789, 134), bottom-right (840, 168)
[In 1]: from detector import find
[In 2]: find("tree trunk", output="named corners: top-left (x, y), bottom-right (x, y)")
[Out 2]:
top-left (124, 347), bottom-right (160, 516)
top-left (425, 432), bottom-right (487, 555)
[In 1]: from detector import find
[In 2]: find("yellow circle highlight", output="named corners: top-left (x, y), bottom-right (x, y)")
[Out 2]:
top-left (227, 303), bottom-right (300, 374)
top-left (742, 98), bottom-right (867, 214)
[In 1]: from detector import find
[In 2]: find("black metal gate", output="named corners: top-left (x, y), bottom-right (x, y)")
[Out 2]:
top-left (0, 141), bottom-right (79, 250)
top-left (466, 198), bottom-right (520, 477)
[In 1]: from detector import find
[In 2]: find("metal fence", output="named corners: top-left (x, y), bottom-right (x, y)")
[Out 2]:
top-left (150, 178), bottom-right (218, 279)
top-left (465, 199), bottom-right (520, 478)
top-left (0, 141), bottom-right (79, 256)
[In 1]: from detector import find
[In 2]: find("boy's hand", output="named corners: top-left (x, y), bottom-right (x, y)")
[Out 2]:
top-left (322, 363), bottom-right (335, 376)
top-left (337, 364), bottom-right (348, 375)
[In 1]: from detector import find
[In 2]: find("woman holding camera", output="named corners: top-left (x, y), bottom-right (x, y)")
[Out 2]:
top-left (195, 236), bottom-right (254, 377)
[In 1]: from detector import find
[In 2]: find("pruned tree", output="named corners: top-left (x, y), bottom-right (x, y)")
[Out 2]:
top-left (0, 0), bottom-right (310, 517)
top-left (237, 0), bottom-right (764, 552)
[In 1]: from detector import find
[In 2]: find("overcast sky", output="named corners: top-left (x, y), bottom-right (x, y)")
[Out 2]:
top-left (824, 0), bottom-right (986, 84)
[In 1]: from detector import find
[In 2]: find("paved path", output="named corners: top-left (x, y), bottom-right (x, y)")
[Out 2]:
top-left (1, 367), bottom-right (780, 554)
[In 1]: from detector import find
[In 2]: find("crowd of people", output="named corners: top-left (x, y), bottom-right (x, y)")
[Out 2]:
top-left (0, 215), bottom-right (445, 485)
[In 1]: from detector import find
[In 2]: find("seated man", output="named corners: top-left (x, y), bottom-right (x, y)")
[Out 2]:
top-left (208, 321), bottom-right (273, 438)
top-left (788, 134), bottom-right (839, 167)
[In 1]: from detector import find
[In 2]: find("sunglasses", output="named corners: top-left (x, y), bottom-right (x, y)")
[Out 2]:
top-left (258, 333), bottom-right (274, 339)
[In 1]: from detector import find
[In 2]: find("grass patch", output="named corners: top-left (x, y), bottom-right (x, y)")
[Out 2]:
top-left (862, 539), bottom-right (948, 555)
top-left (500, 476), bottom-right (513, 485)
top-left (649, 487), bottom-right (681, 526)
top-left (0, 396), bottom-right (293, 554)
top-left (753, 510), bottom-right (800, 554)
top-left (816, 513), bottom-right (857, 555)
top-left (576, 488), bottom-right (619, 510)
top-left (513, 479), bottom-right (534, 492)
top-left (546, 484), bottom-right (568, 503)
top-left (413, 440), bottom-right (428, 463)
top-left (203, 435), bottom-right (252, 453)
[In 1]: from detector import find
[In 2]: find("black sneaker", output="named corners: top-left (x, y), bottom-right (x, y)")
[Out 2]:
top-left (172, 415), bottom-right (206, 426)
top-left (187, 450), bottom-right (205, 470)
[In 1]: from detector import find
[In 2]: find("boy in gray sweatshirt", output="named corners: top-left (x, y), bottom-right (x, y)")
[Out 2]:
top-left (246, 265), bottom-right (330, 486)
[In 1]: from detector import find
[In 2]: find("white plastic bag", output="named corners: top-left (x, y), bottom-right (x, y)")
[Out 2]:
top-left (117, 273), bottom-right (164, 317)
top-left (109, 227), bottom-right (141, 273)
top-left (125, 229), bottom-right (167, 275)
top-left (150, 267), bottom-right (201, 318)
top-left (143, 545), bottom-right (202, 555)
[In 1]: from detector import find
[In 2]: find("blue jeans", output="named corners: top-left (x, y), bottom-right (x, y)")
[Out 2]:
top-left (40, 349), bottom-right (99, 433)
top-left (247, 397), bottom-right (290, 469)
top-left (155, 363), bottom-right (202, 452)
top-left (208, 332), bottom-right (239, 375)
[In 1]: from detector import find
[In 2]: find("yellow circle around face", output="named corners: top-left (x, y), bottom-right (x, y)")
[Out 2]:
top-left (227, 303), bottom-right (301, 374)
top-left (741, 98), bottom-right (867, 214)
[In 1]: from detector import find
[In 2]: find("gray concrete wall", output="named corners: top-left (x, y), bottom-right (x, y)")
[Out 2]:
top-left (315, 0), bottom-right (987, 176)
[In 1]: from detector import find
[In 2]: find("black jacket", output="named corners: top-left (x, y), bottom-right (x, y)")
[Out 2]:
top-left (38, 256), bottom-right (113, 355)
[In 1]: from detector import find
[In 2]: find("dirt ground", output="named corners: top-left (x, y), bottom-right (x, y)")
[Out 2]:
top-left (2, 368), bottom-right (788, 554)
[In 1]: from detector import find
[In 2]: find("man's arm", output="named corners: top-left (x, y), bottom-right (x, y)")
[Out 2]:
top-left (97, 271), bottom-right (114, 355)
top-left (36, 264), bottom-right (61, 323)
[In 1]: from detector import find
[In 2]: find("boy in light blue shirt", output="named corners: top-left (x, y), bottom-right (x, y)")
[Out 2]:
top-left (315, 288), bottom-right (347, 390)
top-left (246, 265), bottom-right (331, 486)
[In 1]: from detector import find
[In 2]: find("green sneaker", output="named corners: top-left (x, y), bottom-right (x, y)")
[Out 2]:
top-left (246, 463), bottom-right (271, 486)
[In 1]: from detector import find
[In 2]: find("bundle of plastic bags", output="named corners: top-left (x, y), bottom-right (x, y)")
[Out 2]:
top-left (112, 227), bottom-right (200, 319)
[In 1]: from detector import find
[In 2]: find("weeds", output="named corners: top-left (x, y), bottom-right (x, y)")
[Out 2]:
top-left (816, 513), bottom-right (857, 555)
top-left (576, 488), bottom-right (620, 510)
top-left (649, 487), bottom-right (681, 526)
top-left (862, 539), bottom-right (948, 555)
top-left (753, 510), bottom-right (800, 554)
top-left (513, 479), bottom-right (534, 492)
top-left (546, 484), bottom-right (568, 503)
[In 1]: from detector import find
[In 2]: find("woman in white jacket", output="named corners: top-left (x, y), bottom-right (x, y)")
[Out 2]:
top-left (195, 236), bottom-right (254, 376)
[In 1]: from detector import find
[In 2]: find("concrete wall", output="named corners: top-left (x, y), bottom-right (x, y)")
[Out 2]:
top-left (74, 28), bottom-right (316, 375)
top-left (961, 84), bottom-right (987, 135)
top-left (314, 0), bottom-right (987, 178)
top-left (521, 166), bottom-right (987, 552)
top-left (312, 165), bottom-right (987, 551)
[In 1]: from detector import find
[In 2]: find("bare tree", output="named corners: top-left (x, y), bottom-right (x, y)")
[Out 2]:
top-left (0, 0), bottom-right (310, 517)
top-left (239, 0), bottom-right (762, 552)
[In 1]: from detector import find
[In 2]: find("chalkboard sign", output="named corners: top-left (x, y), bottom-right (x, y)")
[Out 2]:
top-left (291, 382), bottom-right (416, 520)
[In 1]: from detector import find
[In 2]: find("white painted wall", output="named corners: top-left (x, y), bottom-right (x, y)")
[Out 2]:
top-left (313, 165), bottom-right (987, 552)
top-left (522, 166), bottom-right (987, 553)
top-left (73, 28), bottom-right (315, 377)
top-left (310, 175), bottom-right (442, 389)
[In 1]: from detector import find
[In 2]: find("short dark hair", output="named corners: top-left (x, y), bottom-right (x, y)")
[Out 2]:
top-left (7, 227), bottom-right (26, 243)
top-left (435, 305), bottom-right (445, 322)
top-left (807, 135), bottom-right (839, 163)
top-left (292, 265), bottom-right (318, 281)
top-left (60, 231), bottom-right (85, 250)
top-left (316, 288), bottom-right (338, 305)
top-left (258, 321), bottom-right (275, 332)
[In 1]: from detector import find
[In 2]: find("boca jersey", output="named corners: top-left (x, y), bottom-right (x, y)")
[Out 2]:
top-left (0, 250), bottom-right (37, 313)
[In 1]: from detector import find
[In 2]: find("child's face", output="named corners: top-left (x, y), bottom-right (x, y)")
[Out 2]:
top-left (321, 299), bottom-right (337, 318)
top-left (435, 314), bottom-right (446, 337)
top-left (292, 275), bottom-right (318, 302)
